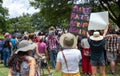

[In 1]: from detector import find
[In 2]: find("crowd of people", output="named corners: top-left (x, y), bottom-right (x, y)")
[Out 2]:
top-left (0, 25), bottom-right (120, 76)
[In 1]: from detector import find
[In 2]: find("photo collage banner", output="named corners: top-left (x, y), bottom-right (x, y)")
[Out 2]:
top-left (69, 0), bottom-right (91, 36)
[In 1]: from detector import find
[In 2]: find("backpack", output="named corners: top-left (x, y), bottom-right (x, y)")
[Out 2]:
top-left (3, 38), bottom-right (10, 48)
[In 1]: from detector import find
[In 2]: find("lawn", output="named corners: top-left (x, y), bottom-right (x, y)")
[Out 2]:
top-left (0, 63), bottom-right (120, 76)
top-left (0, 34), bottom-right (3, 39)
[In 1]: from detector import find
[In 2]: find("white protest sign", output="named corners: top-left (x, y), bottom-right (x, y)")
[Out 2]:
top-left (74, 0), bottom-right (90, 4)
top-left (88, 11), bottom-right (108, 30)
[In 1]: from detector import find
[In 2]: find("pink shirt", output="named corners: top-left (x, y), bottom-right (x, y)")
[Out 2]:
top-left (38, 42), bottom-right (47, 53)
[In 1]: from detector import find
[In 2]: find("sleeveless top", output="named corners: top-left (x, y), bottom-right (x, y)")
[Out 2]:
top-left (12, 56), bottom-right (30, 76)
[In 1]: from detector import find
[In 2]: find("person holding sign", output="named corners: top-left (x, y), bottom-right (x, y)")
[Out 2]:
top-left (87, 23), bottom-right (109, 76)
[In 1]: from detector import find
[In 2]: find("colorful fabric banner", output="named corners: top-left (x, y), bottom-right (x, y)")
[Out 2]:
top-left (69, 0), bottom-right (91, 36)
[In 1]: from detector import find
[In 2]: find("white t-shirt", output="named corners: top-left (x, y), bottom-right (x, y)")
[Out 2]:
top-left (56, 49), bottom-right (82, 73)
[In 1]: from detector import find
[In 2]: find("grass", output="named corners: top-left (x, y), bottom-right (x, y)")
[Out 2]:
top-left (0, 64), bottom-right (8, 76)
top-left (0, 63), bottom-right (120, 76)
top-left (0, 34), bottom-right (3, 37)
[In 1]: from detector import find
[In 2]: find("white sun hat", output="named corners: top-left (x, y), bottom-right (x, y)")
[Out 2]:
top-left (15, 40), bottom-right (36, 54)
top-left (90, 31), bottom-right (103, 41)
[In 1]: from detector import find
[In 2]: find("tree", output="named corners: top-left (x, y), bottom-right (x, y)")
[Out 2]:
top-left (8, 14), bottom-right (36, 33)
top-left (30, 0), bottom-right (120, 28)
top-left (30, 0), bottom-right (72, 29)
top-left (91, 0), bottom-right (120, 28)
top-left (0, 0), bottom-right (8, 32)
top-left (31, 13), bottom-right (48, 31)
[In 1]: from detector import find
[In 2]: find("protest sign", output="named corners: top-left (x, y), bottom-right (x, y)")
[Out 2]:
top-left (88, 11), bottom-right (108, 30)
top-left (69, 0), bottom-right (91, 36)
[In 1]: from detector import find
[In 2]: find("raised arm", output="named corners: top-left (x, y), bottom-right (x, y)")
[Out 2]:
top-left (87, 32), bottom-right (90, 38)
top-left (103, 23), bottom-right (110, 37)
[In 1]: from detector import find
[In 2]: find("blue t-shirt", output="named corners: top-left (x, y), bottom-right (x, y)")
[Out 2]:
top-left (88, 38), bottom-right (105, 61)
top-left (11, 38), bottom-right (17, 49)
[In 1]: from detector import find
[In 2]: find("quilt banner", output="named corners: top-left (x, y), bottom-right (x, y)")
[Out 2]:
top-left (69, 0), bottom-right (91, 36)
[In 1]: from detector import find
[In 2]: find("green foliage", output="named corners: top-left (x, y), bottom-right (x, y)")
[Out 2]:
top-left (30, 0), bottom-right (72, 29)
top-left (8, 14), bottom-right (36, 33)
top-left (30, 0), bottom-right (120, 29)
top-left (31, 13), bottom-right (48, 31)
top-left (92, 0), bottom-right (120, 28)
top-left (0, 0), bottom-right (8, 32)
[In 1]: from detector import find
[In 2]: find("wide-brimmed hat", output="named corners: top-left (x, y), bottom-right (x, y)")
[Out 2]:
top-left (4, 32), bottom-right (9, 37)
top-left (60, 33), bottom-right (77, 48)
top-left (5, 32), bottom-right (9, 35)
top-left (90, 31), bottom-right (103, 41)
top-left (15, 40), bottom-right (36, 54)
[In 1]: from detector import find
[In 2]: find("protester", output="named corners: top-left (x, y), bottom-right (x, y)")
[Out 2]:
top-left (81, 35), bottom-right (92, 75)
top-left (3, 33), bottom-right (12, 67)
top-left (37, 36), bottom-right (52, 76)
top-left (0, 38), bottom-right (3, 63)
top-left (22, 35), bottom-right (28, 40)
top-left (105, 28), bottom-right (119, 74)
top-left (11, 35), bottom-right (18, 52)
top-left (117, 30), bottom-right (120, 53)
top-left (55, 33), bottom-right (82, 76)
top-left (28, 33), bottom-right (43, 58)
top-left (47, 26), bottom-right (59, 69)
top-left (87, 23), bottom-right (109, 76)
top-left (8, 40), bottom-right (36, 76)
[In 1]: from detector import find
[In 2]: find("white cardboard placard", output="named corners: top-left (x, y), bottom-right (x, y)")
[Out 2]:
top-left (88, 11), bottom-right (108, 30)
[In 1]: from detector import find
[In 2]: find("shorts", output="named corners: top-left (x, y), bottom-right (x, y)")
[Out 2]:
top-left (106, 51), bottom-right (117, 62)
top-left (62, 72), bottom-right (80, 76)
top-left (90, 60), bottom-right (105, 66)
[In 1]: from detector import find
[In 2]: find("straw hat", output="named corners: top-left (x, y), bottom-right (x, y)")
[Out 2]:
top-left (15, 40), bottom-right (36, 54)
top-left (4, 32), bottom-right (9, 37)
top-left (60, 33), bottom-right (77, 48)
top-left (90, 31), bottom-right (103, 41)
